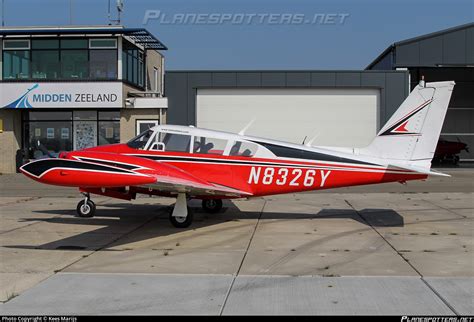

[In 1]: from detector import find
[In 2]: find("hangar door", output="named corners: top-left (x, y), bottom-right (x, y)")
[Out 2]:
top-left (196, 88), bottom-right (380, 147)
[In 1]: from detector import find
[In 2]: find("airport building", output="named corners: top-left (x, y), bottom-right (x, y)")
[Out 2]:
top-left (0, 25), bottom-right (168, 173)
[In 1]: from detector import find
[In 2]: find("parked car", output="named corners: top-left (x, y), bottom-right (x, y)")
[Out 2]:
top-left (433, 139), bottom-right (469, 165)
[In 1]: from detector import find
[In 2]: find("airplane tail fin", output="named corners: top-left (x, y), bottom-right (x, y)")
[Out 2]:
top-left (360, 80), bottom-right (455, 170)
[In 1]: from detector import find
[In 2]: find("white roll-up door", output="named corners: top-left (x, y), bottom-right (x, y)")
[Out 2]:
top-left (196, 88), bottom-right (380, 147)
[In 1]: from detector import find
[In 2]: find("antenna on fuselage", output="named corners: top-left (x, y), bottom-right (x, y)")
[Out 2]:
top-left (238, 118), bottom-right (256, 136)
top-left (304, 131), bottom-right (321, 147)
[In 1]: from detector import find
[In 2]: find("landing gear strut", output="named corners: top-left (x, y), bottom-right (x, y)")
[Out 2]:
top-left (169, 193), bottom-right (193, 228)
top-left (76, 193), bottom-right (95, 218)
top-left (202, 199), bottom-right (223, 213)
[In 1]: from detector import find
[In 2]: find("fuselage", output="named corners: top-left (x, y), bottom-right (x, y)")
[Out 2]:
top-left (56, 124), bottom-right (426, 198)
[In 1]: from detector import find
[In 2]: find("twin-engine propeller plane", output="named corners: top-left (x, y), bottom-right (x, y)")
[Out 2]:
top-left (21, 81), bottom-right (454, 228)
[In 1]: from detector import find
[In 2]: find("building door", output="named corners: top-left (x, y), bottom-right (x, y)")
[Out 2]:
top-left (196, 88), bottom-right (380, 147)
top-left (74, 120), bottom-right (97, 150)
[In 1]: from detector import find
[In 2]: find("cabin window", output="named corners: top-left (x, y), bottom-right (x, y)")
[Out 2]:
top-left (229, 141), bottom-right (258, 157)
top-left (193, 137), bottom-right (228, 155)
top-left (161, 133), bottom-right (191, 153)
top-left (127, 129), bottom-right (153, 150)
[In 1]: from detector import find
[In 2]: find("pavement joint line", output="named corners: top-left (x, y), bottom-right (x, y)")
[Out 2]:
top-left (420, 277), bottom-right (460, 316)
top-left (344, 199), bottom-right (459, 316)
top-left (421, 198), bottom-right (470, 219)
top-left (219, 200), bottom-right (266, 316)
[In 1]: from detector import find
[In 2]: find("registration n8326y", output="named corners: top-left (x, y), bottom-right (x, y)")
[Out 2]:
top-left (248, 166), bottom-right (331, 187)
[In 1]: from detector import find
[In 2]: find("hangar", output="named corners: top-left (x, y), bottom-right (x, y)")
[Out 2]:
top-left (165, 70), bottom-right (409, 147)
top-left (366, 22), bottom-right (474, 161)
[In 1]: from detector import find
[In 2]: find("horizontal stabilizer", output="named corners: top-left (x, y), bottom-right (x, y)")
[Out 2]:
top-left (388, 164), bottom-right (450, 177)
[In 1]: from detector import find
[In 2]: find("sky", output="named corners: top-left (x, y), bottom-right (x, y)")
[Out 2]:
top-left (1, 0), bottom-right (473, 70)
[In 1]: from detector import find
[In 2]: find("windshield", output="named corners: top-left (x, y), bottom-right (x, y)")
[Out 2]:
top-left (127, 129), bottom-right (154, 149)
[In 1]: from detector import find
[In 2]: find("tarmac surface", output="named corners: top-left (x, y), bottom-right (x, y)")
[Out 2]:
top-left (0, 169), bottom-right (473, 315)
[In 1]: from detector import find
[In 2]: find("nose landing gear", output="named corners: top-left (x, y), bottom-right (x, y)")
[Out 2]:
top-left (76, 193), bottom-right (96, 218)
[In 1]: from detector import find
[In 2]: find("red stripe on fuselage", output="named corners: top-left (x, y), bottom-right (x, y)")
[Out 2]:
top-left (73, 146), bottom-right (424, 197)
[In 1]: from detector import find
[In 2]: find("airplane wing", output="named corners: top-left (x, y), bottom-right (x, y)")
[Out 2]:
top-left (20, 153), bottom-right (252, 198)
top-left (140, 170), bottom-right (252, 197)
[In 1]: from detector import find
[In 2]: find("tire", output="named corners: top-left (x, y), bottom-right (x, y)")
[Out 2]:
top-left (169, 206), bottom-right (194, 228)
top-left (202, 199), bottom-right (223, 213)
top-left (76, 199), bottom-right (96, 218)
top-left (454, 155), bottom-right (460, 165)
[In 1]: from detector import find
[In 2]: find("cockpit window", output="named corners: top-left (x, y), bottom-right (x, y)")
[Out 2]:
top-left (127, 129), bottom-right (153, 150)
top-left (229, 141), bottom-right (258, 157)
top-left (193, 137), bottom-right (228, 155)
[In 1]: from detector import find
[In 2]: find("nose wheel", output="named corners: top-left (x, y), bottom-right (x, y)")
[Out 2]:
top-left (202, 199), bottom-right (223, 213)
top-left (76, 194), bottom-right (95, 218)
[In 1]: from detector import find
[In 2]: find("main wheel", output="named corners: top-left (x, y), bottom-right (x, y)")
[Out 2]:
top-left (202, 199), bottom-right (223, 213)
top-left (169, 206), bottom-right (194, 228)
top-left (76, 199), bottom-right (96, 218)
top-left (454, 155), bottom-right (460, 165)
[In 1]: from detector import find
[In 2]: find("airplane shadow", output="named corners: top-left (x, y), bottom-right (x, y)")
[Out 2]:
top-left (4, 200), bottom-right (404, 251)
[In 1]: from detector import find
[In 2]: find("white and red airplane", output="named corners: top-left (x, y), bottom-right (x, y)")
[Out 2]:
top-left (20, 81), bottom-right (454, 228)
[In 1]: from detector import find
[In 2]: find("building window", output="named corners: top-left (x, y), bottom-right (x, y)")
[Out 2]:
top-left (27, 121), bottom-right (73, 158)
top-left (153, 67), bottom-right (159, 92)
top-left (32, 39), bottom-right (59, 49)
top-left (136, 120), bottom-right (159, 135)
top-left (2, 37), bottom-right (121, 81)
top-left (61, 39), bottom-right (88, 49)
top-left (90, 39), bottom-right (117, 49)
top-left (61, 50), bottom-right (88, 79)
top-left (23, 110), bottom-right (120, 160)
top-left (89, 50), bottom-right (117, 79)
top-left (3, 39), bottom-right (30, 50)
top-left (3, 50), bottom-right (30, 79)
top-left (122, 41), bottom-right (145, 88)
top-left (32, 50), bottom-right (60, 79)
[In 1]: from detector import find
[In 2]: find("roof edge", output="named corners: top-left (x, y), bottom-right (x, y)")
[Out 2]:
top-left (166, 69), bottom-right (408, 73)
top-left (394, 22), bottom-right (474, 47)
top-left (365, 22), bottom-right (474, 70)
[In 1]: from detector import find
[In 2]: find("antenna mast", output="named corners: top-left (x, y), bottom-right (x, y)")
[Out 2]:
top-left (2, 0), bottom-right (5, 27)
top-left (108, 0), bottom-right (124, 25)
top-left (69, 0), bottom-right (73, 24)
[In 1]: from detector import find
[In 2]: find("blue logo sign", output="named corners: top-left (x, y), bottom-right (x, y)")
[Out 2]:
top-left (3, 84), bottom-right (39, 108)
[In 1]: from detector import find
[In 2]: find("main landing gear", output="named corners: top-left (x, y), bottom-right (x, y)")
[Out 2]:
top-left (76, 193), bottom-right (96, 218)
top-left (169, 193), bottom-right (193, 228)
top-left (202, 199), bottom-right (223, 213)
top-left (168, 195), bottom-right (224, 228)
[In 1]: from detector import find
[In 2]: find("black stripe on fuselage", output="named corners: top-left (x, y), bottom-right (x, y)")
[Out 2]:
top-left (248, 141), bottom-right (375, 166)
top-left (22, 158), bottom-right (135, 177)
top-left (76, 157), bottom-right (139, 170)
top-left (127, 153), bottom-right (376, 169)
